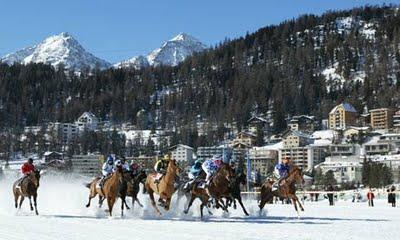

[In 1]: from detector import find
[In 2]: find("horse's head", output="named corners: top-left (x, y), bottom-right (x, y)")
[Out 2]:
top-left (168, 159), bottom-right (181, 177)
top-left (290, 165), bottom-right (304, 185)
top-left (134, 170), bottom-right (147, 184)
top-left (29, 170), bottom-right (41, 188)
top-left (219, 164), bottom-right (236, 182)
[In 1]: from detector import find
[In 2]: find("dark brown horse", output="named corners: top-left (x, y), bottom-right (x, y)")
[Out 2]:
top-left (259, 164), bottom-right (305, 216)
top-left (226, 172), bottom-right (249, 216)
top-left (85, 166), bottom-right (124, 217)
top-left (126, 170), bottom-right (147, 210)
top-left (13, 170), bottom-right (41, 215)
top-left (184, 163), bottom-right (235, 219)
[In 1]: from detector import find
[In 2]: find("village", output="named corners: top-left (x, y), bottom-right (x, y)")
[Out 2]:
top-left (0, 102), bottom-right (399, 189)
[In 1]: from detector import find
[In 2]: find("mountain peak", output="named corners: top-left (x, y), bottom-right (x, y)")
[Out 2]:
top-left (1, 32), bottom-right (110, 70)
top-left (114, 33), bottom-right (207, 69)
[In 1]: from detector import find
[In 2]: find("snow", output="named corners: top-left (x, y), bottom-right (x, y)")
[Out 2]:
top-left (0, 173), bottom-right (398, 240)
top-left (1, 32), bottom-right (111, 70)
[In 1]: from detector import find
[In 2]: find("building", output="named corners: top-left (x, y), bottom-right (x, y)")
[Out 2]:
top-left (393, 109), bottom-right (400, 130)
top-left (328, 102), bottom-right (357, 130)
top-left (282, 130), bottom-right (312, 148)
top-left (70, 154), bottom-right (103, 176)
top-left (170, 144), bottom-right (194, 164)
top-left (280, 147), bottom-right (326, 170)
top-left (316, 155), bottom-right (362, 184)
top-left (370, 108), bottom-right (395, 130)
top-left (75, 112), bottom-right (99, 132)
top-left (43, 151), bottom-right (63, 163)
top-left (247, 116), bottom-right (270, 134)
top-left (280, 130), bottom-right (325, 170)
top-left (231, 131), bottom-right (256, 147)
top-left (363, 133), bottom-right (400, 156)
top-left (197, 146), bottom-right (229, 161)
top-left (248, 147), bottom-right (278, 177)
top-left (288, 115), bottom-right (316, 133)
top-left (329, 144), bottom-right (359, 157)
top-left (55, 123), bottom-right (79, 144)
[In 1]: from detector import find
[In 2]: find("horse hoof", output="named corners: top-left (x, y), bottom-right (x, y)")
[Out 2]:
top-left (86, 204), bottom-right (90, 208)
top-left (183, 210), bottom-right (188, 214)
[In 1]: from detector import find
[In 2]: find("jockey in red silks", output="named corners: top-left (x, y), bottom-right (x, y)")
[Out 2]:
top-left (18, 158), bottom-right (36, 187)
top-left (21, 158), bottom-right (35, 176)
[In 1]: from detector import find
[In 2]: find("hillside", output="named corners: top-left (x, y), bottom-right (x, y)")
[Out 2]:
top-left (0, 5), bottom-right (400, 147)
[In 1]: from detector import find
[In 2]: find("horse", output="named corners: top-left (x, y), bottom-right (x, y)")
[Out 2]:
top-left (259, 164), bottom-right (305, 216)
top-left (85, 166), bottom-right (124, 217)
top-left (126, 170), bottom-right (147, 210)
top-left (226, 172), bottom-right (249, 216)
top-left (184, 163), bottom-right (235, 219)
top-left (13, 170), bottom-right (41, 215)
top-left (145, 159), bottom-right (181, 215)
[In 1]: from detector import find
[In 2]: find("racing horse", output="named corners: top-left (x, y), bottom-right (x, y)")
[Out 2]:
top-left (226, 172), bottom-right (249, 216)
top-left (126, 170), bottom-right (147, 210)
top-left (145, 159), bottom-right (181, 215)
top-left (259, 164), bottom-right (305, 216)
top-left (85, 166), bottom-right (124, 216)
top-left (13, 170), bottom-right (41, 215)
top-left (184, 163), bottom-right (236, 219)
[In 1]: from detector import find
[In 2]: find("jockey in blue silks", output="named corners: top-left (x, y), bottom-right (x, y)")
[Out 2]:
top-left (183, 159), bottom-right (204, 190)
top-left (272, 156), bottom-right (291, 191)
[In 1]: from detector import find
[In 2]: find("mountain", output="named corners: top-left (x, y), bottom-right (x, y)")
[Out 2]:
top-left (1, 5), bottom-right (400, 146)
top-left (1, 32), bottom-right (111, 70)
top-left (114, 33), bottom-right (206, 68)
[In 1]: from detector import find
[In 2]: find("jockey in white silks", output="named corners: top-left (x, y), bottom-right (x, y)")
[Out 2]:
top-left (201, 155), bottom-right (223, 186)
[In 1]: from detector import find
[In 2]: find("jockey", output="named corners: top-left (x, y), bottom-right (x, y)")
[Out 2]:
top-left (272, 156), bottom-right (291, 191)
top-left (202, 155), bottom-right (223, 186)
top-left (154, 154), bottom-right (170, 183)
top-left (183, 159), bottom-right (203, 190)
top-left (119, 157), bottom-right (130, 171)
top-left (100, 155), bottom-right (115, 188)
top-left (102, 155), bottom-right (115, 177)
top-left (21, 158), bottom-right (35, 176)
top-left (18, 158), bottom-right (35, 187)
top-left (130, 161), bottom-right (140, 175)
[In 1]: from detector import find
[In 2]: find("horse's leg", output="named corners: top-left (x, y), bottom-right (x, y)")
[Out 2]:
top-left (135, 197), bottom-right (143, 208)
top-left (86, 195), bottom-right (93, 208)
top-left (292, 197), bottom-right (300, 218)
top-left (233, 199), bottom-right (237, 209)
top-left (237, 197), bottom-right (249, 216)
top-left (183, 194), bottom-right (196, 214)
top-left (33, 194), bottom-right (38, 215)
top-left (29, 196), bottom-right (33, 211)
top-left (295, 195), bottom-right (305, 211)
top-left (164, 197), bottom-right (171, 211)
top-left (148, 190), bottom-right (161, 215)
top-left (18, 196), bottom-right (25, 209)
top-left (99, 196), bottom-right (105, 208)
top-left (14, 191), bottom-right (19, 209)
top-left (121, 198), bottom-right (124, 217)
top-left (107, 197), bottom-right (115, 217)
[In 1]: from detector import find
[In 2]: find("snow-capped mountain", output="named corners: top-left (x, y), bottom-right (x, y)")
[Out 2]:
top-left (114, 33), bottom-right (206, 69)
top-left (113, 55), bottom-right (149, 69)
top-left (1, 32), bottom-right (111, 70)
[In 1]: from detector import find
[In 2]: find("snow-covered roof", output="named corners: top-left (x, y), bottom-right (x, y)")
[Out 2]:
top-left (257, 141), bottom-right (283, 151)
top-left (311, 130), bottom-right (335, 140)
top-left (329, 102), bottom-right (357, 114)
top-left (248, 116), bottom-right (269, 123)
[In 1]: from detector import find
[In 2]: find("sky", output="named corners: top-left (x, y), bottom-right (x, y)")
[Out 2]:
top-left (1, 0), bottom-right (399, 63)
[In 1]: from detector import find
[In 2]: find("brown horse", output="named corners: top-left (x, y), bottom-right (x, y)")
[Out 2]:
top-left (13, 170), bottom-right (41, 215)
top-left (184, 163), bottom-right (236, 219)
top-left (85, 166), bottom-right (123, 217)
top-left (145, 159), bottom-right (180, 215)
top-left (259, 164), bottom-right (305, 216)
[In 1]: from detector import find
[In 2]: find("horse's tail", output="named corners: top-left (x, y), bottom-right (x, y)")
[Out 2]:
top-left (84, 182), bottom-right (91, 189)
top-left (142, 185), bottom-right (147, 194)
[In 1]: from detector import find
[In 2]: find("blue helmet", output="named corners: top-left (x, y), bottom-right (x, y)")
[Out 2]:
top-left (107, 155), bottom-right (114, 165)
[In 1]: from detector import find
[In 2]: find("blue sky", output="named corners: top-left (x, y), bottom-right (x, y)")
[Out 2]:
top-left (1, 0), bottom-right (399, 63)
